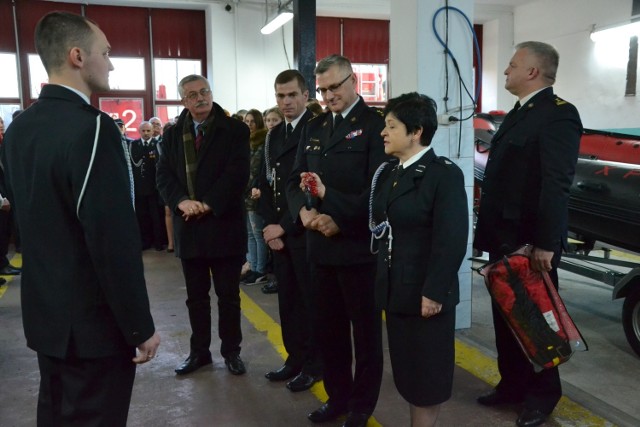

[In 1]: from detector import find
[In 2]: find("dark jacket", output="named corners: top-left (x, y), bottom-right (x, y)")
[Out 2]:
top-left (286, 97), bottom-right (388, 265)
top-left (245, 128), bottom-right (267, 211)
top-left (257, 110), bottom-right (314, 249)
top-left (371, 150), bottom-right (468, 314)
top-left (156, 102), bottom-right (250, 259)
top-left (130, 137), bottom-right (160, 196)
top-left (474, 87), bottom-right (582, 256)
top-left (1, 84), bottom-right (155, 358)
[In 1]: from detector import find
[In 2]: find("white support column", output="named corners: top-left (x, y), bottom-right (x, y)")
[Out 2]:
top-left (390, 0), bottom-right (475, 329)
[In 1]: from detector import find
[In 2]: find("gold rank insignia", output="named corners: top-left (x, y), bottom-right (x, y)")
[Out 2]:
top-left (555, 97), bottom-right (567, 105)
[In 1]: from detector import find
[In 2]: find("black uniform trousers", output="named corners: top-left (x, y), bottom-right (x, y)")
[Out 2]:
top-left (272, 243), bottom-right (321, 375)
top-left (135, 193), bottom-right (165, 249)
top-left (0, 209), bottom-right (11, 268)
top-left (312, 262), bottom-right (383, 414)
top-left (181, 255), bottom-right (244, 359)
top-left (490, 250), bottom-right (562, 414)
top-left (36, 342), bottom-right (136, 427)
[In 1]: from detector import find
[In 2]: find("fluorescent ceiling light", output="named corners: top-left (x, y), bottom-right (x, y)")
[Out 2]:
top-left (261, 10), bottom-right (293, 35)
top-left (591, 18), bottom-right (640, 43)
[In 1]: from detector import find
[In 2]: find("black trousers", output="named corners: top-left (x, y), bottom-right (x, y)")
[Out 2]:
top-left (490, 250), bottom-right (562, 414)
top-left (0, 209), bottom-right (10, 268)
top-left (312, 263), bottom-right (383, 414)
top-left (135, 193), bottom-right (165, 249)
top-left (36, 349), bottom-right (136, 427)
top-left (272, 243), bottom-right (321, 375)
top-left (181, 255), bottom-right (244, 358)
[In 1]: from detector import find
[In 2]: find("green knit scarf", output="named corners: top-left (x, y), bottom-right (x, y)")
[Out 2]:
top-left (182, 112), bottom-right (215, 200)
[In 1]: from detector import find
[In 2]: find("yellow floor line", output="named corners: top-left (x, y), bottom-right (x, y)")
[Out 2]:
top-left (239, 289), bottom-right (382, 427)
top-left (241, 288), bottom-right (614, 427)
top-left (0, 253), bottom-right (22, 299)
top-left (455, 338), bottom-right (614, 426)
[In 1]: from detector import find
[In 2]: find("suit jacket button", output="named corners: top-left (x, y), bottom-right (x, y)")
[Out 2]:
top-left (277, 207), bottom-right (281, 212)
top-left (276, 162), bottom-right (280, 166)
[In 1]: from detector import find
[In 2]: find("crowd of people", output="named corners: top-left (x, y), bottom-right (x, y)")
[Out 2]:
top-left (1, 10), bottom-right (581, 427)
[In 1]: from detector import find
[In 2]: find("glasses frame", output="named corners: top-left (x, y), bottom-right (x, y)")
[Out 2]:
top-left (316, 74), bottom-right (352, 95)
top-left (183, 88), bottom-right (212, 101)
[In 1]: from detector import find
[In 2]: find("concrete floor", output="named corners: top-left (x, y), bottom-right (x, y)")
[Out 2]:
top-left (1, 248), bottom-right (639, 427)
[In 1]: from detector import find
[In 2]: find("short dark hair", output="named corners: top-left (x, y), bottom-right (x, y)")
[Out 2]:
top-left (516, 41), bottom-right (559, 84)
top-left (314, 54), bottom-right (353, 76)
top-left (35, 12), bottom-right (96, 74)
top-left (384, 92), bottom-right (438, 146)
top-left (274, 69), bottom-right (308, 92)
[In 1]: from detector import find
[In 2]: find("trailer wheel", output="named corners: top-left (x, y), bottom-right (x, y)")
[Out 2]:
top-left (623, 286), bottom-right (640, 357)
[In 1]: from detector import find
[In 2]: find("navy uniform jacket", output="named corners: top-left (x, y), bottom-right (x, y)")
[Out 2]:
top-left (156, 103), bottom-right (250, 259)
top-left (1, 84), bottom-right (155, 358)
top-left (474, 87), bottom-right (582, 256)
top-left (130, 138), bottom-right (160, 196)
top-left (286, 97), bottom-right (388, 265)
top-left (257, 109), bottom-right (314, 249)
top-left (371, 150), bottom-right (468, 314)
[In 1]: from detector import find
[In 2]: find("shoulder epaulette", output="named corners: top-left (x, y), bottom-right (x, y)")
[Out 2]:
top-left (370, 106), bottom-right (384, 117)
top-left (554, 97), bottom-right (568, 106)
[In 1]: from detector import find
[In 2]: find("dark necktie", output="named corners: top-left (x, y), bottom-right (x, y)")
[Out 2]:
top-left (195, 125), bottom-right (204, 151)
top-left (331, 114), bottom-right (343, 136)
top-left (334, 114), bottom-right (343, 131)
top-left (499, 101), bottom-right (521, 130)
top-left (286, 123), bottom-right (293, 140)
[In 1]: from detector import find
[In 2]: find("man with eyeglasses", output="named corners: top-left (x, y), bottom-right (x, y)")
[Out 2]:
top-left (157, 74), bottom-right (250, 376)
top-left (286, 55), bottom-right (387, 427)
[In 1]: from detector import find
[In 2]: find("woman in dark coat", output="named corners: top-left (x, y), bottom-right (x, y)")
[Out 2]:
top-left (370, 92), bottom-right (468, 426)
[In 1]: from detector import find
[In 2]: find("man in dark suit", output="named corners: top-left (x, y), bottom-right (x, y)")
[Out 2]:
top-left (130, 120), bottom-right (164, 250)
top-left (255, 70), bottom-right (322, 392)
top-left (474, 41), bottom-right (582, 427)
top-left (156, 74), bottom-right (249, 376)
top-left (286, 55), bottom-right (387, 427)
top-left (1, 12), bottom-right (160, 426)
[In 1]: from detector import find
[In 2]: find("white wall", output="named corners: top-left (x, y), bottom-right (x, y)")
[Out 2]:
top-left (208, 2), bottom-right (294, 114)
top-left (391, 0), bottom-right (475, 329)
top-left (486, 0), bottom-right (638, 129)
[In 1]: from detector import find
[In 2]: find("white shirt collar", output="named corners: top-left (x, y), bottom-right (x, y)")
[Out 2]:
top-left (518, 86), bottom-right (550, 109)
top-left (287, 110), bottom-right (307, 130)
top-left (57, 84), bottom-right (90, 104)
top-left (333, 97), bottom-right (358, 121)
top-left (401, 146), bottom-right (431, 169)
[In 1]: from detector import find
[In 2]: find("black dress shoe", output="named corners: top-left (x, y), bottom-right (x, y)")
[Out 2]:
top-left (477, 389), bottom-right (523, 406)
top-left (261, 281), bottom-right (278, 294)
top-left (308, 402), bottom-right (347, 423)
top-left (517, 409), bottom-right (548, 427)
top-left (0, 277), bottom-right (6, 285)
top-left (224, 355), bottom-right (246, 375)
top-left (265, 364), bottom-right (299, 381)
top-left (343, 412), bottom-right (370, 427)
top-left (175, 353), bottom-right (212, 375)
top-left (0, 266), bottom-right (21, 275)
top-left (286, 372), bottom-right (320, 392)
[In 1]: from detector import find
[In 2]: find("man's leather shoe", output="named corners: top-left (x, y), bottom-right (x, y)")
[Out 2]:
top-left (516, 409), bottom-right (547, 427)
top-left (261, 281), bottom-right (278, 294)
top-left (265, 364), bottom-right (299, 381)
top-left (308, 402), bottom-right (347, 423)
top-left (0, 266), bottom-right (21, 275)
top-left (343, 412), bottom-right (370, 427)
top-left (175, 353), bottom-right (212, 375)
top-left (477, 389), bottom-right (523, 406)
top-left (224, 355), bottom-right (246, 375)
top-left (286, 372), bottom-right (320, 392)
